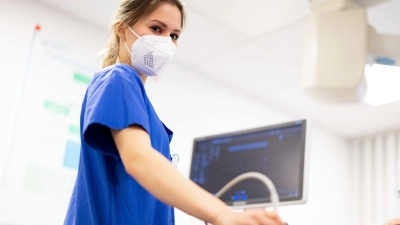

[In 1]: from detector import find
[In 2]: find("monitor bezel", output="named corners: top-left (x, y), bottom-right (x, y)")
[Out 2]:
top-left (189, 119), bottom-right (309, 209)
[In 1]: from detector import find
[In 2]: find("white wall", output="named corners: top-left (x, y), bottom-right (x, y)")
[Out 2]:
top-left (0, 1), bottom-right (351, 225)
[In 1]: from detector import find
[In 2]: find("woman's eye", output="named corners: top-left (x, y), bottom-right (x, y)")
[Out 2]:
top-left (170, 34), bottom-right (179, 40)
top-left (150, 26), bottom-right (161, 33)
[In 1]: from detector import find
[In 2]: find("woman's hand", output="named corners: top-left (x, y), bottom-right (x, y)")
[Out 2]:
top-left (384, 218), bottom-right (400, 225)
top-left (212, 209), bottom-right (285, 225)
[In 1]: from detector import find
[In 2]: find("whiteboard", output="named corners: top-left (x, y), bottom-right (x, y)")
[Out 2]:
top-left (0, 27), bottom-right (101, 225)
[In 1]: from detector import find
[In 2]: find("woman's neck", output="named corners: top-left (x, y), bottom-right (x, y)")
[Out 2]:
top-left (116, 58), bottom-right (147, 85)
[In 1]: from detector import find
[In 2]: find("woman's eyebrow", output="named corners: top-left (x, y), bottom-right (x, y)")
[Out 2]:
top-left (150, 19), bottom-right (181, 33)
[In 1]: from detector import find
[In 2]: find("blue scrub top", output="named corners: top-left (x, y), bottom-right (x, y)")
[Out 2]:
top-left (64, 64), bottom-right (175, 225)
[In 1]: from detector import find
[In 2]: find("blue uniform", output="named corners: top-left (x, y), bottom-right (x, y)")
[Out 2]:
top-left (64, 64), bottom-right (175, 225)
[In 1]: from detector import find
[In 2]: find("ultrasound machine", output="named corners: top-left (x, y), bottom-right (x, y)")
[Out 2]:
top-left (189, 120), bottom-right (308, 224)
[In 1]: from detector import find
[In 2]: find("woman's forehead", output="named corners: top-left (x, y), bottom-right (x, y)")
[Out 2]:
top-left (144, 3), bottom-right (182, 28)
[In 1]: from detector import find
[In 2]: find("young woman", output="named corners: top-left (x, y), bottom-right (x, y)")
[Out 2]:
top-left (64, 1), bottom-right (284, 224)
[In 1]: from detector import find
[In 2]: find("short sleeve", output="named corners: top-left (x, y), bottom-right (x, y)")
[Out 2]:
top-left (83, 67), bottom-right (150, 156)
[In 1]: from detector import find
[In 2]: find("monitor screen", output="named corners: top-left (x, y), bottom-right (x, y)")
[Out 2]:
top-left (189, 120), bottom-right (307, 209)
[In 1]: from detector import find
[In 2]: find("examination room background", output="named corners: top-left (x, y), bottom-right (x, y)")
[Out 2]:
top-left (0, 0), bottom-right (399, 225)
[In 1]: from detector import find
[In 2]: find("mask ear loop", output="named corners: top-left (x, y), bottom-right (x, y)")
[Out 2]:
top-left (127, 25), bottom-right (140, 38)
top-left (123, 38), bottom-right (132, 55)
top-left (123, 24), bottom-right (141, 55)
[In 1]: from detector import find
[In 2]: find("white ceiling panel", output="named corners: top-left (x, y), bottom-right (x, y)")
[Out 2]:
top-left (378, 100), bottom-right (400, 116)
top-left (186, 0), bottom-right (310, 37)
top-left (174, 7), bottom-right (245, 64)
top-left (198, 43), bottom-right (302, 95)
top-left (367, 0), bottom-right (400, 35)
top-left (32, 0), bottom-right (117, 31)
top-left (355, 0), bottom-right (389, 7)
top-left (258, 21), bottom-right (306, 63)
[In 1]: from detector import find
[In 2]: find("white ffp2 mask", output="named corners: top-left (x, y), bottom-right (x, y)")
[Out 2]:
top-left (123, 26), bottom-right (176, 76)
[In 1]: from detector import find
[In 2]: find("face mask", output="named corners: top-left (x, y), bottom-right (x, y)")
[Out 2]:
top-left (123, 26), bottom-right (176, 76)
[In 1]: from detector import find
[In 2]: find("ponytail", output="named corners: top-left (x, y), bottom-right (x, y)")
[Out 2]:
top-left (102, 27), bottom-right (120, 68)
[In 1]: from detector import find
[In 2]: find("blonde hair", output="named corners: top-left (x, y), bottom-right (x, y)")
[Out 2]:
top-left (102, 0), bottom-right (185, 68)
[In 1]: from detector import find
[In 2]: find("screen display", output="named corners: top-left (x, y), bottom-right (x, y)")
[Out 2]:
top-left (189, 120), bottom-right (306, 207)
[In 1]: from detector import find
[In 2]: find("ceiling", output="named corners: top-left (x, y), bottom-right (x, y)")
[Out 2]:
top-left (30, 0), bottom-right (400, 139)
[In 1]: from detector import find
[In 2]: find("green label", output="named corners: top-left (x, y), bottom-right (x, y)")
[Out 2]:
top-left (44, 101), bottom-right (69, 115)
top-left (73, 72), bottom-right (91, 85)
top-left (69, 125), bottom-right (80, 135)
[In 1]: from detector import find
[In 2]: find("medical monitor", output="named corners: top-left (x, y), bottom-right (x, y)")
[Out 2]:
top-left (189, 120), bottom-right (308, 209)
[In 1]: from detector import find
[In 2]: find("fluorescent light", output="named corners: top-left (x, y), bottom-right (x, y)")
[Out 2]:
top-left (364, 64), bottom-right (400, 106)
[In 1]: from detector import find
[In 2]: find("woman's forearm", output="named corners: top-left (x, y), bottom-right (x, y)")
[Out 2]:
top-left (124, 147), bottom-right (230, 224)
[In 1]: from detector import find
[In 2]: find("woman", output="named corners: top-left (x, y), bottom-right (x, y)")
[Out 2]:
top-left (64, 0), bottom-right (284, 224)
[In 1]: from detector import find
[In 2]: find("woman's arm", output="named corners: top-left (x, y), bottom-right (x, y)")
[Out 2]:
top-left (384, 218), bottom-right (400, 225)
top-left (111, 125), bottom-right (283, 225)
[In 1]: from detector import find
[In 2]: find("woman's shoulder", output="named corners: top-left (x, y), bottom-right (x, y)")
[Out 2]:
top-left (85, 64), bottom-right (148, 103)
top-left (91, 63), bottom-right (142, 87)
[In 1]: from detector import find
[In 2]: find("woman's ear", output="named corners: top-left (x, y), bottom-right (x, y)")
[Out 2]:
top-left (115, 22), bottom-right (126, 39)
